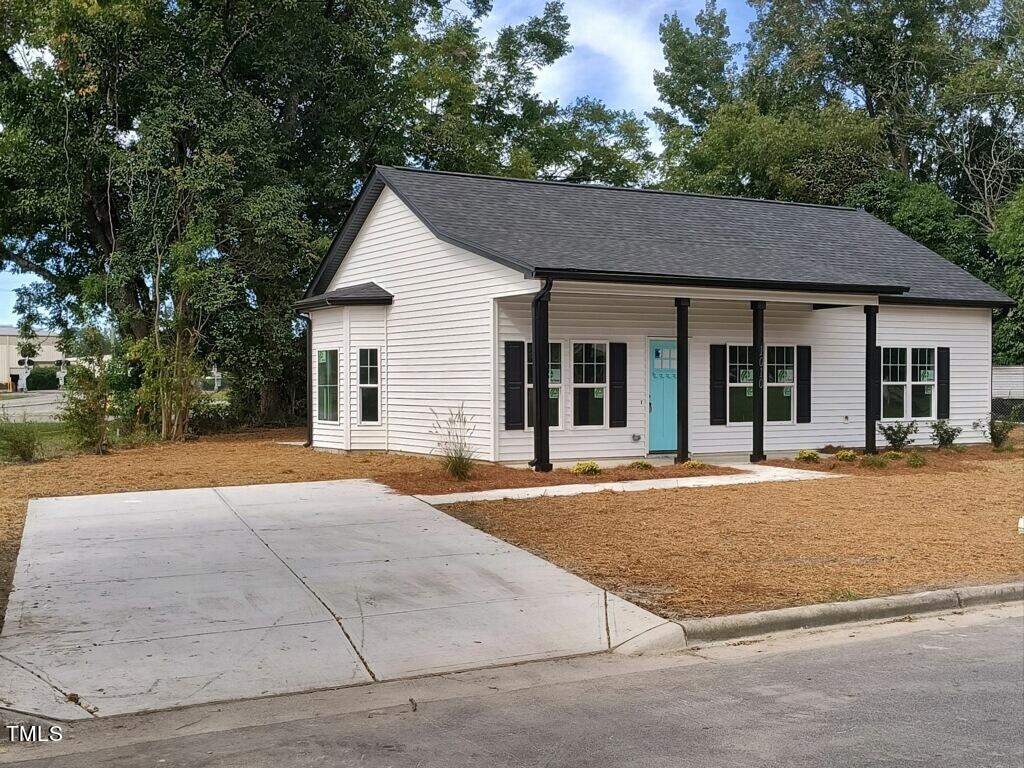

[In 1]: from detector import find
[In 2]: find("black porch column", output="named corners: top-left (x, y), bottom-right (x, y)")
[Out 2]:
top-left (531, 279), bottom-right (553, 472)
top-left (864, 305), bottom-right (878, 454)
top-left (750, 301), bottom-right (766, 462)
top-left (674, 298), bottom-right (690, 463)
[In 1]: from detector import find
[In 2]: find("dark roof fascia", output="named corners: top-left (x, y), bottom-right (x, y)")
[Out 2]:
top-left (374, 167), bottom-right (535, 277)
top-left (305, 172), bottom-right (388, 298)
top-left (294, 294), bottom-right (393, 311)
top-left (530, 269), bottom-right (910, 297)
top-left (879, 295), bottom-right (1014, 310)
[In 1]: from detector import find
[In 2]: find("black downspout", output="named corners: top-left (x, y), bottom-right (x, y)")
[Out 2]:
top-left (674, 298), bottom-right (690, 463)
top-left (864, 305), bottom-right (878, 454)
top-left (750, 301), bottom-right (766, 462)
top-left (530, 278), bottom-right (554, 472)
top-left (299, 313), bottom-right (313, 447)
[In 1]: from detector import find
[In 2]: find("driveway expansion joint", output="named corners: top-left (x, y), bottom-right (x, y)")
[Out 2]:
top-left (210, 488), bottom-right (380, 682)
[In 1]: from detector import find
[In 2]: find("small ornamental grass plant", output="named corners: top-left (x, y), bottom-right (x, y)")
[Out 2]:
top-left (906, 453), bottom-right (927, 468)
top-left (834, 449), bottom-right (859, 462)
top-left (795, 449), bottom-right (820, 463)
top-left (430, 404), bottom-right (476, 481)
top-left (0, 409), bottom-right (42, 462)
top-left (681, 459), bottom-right (707, 470)
top-left (571, 460), bottom-right (602, 476)
top-left (627, 460), bottom-right (654, 470)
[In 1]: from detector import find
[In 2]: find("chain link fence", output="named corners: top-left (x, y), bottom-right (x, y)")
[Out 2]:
top-left (992, 398), bottom-right (1024, 422)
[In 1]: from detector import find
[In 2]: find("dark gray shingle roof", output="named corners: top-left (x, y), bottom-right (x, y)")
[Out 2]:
top-left (296, 282), bottom-right (393, 310)
top-left (308, 166), bottom-right (1012, 307)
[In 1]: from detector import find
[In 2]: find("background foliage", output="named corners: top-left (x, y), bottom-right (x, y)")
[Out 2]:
top-left (1, 0), bottom-right (1020, 439)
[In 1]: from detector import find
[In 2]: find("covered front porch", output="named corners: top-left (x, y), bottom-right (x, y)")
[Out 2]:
top-left (496, 280), bottom-right (890, 469)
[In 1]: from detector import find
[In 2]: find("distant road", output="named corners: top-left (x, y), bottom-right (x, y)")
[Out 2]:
top-left (0, 391), bottom-right (63, 421)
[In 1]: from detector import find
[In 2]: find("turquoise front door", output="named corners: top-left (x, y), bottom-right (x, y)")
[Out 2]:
top-left (649, 339), bottom-right (678, 452)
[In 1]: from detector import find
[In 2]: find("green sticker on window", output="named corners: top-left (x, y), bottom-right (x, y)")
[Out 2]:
top-left (594, 388), bottom-right (604, 399)
top-left (745, 387), bottom-right (753, 397)
top-left (318, 351), bottom-right (326, 364)
top-left (784, 386), bottom-right (792, 397)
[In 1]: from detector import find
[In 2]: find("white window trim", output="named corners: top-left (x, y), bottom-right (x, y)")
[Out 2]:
top-left (570, 339), bottom-right (609, 430)
top-left (316, 347), bottom-right (340, 424)
top-left (880, 346), bottom-right (937, 422)
top-left (725, 343), bottom-right (797, 426)
top-left (526, 340), bottom-right (565, 432)
top-left (357, 347), bottom-right (381, 426)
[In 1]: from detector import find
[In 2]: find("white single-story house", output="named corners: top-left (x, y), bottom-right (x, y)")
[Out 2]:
top-left (297, 166), bottom-right (1013, 468)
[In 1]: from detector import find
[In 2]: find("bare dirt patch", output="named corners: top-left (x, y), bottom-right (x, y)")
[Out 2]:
top-left (444, 453), bottom-right (1024, 620)
top-left (0, 429), bottom-right (729, 627)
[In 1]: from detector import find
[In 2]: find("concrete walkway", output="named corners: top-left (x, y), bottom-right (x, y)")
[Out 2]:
top-left (417, 463), bottom-right (842, 505)
top-left (0, 481), bottom-right (667, 720)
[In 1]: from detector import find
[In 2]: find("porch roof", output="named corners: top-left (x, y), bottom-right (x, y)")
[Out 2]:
top-left (308, 167), bottom-right (1012, 308)
top-left (295, 282), bottom-right (393, 310)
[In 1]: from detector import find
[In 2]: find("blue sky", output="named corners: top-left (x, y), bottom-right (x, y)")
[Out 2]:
top-left (0, 0), bottom-right (755, 326)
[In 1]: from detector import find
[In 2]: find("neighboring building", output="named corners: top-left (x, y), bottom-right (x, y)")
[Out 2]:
top-left (298, 167), bottom-right (1014, 467)
top-left (0, 326), bottom-right (62, 391)
top-left (992, 366), bottom-right (1024, 399)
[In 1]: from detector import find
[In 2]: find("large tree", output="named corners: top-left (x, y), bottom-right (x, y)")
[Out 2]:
top-left (0, 0), bottom-right (653, 429)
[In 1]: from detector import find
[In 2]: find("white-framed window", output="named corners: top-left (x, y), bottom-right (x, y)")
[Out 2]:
top-left (766, 345), bottom-right (796, 424)
top-left (317, 349), bottom-right (339, 422)
top-left (882, 346), bottom-right (935, 420)
top-left (358, 348), bottom-right (380, 424)
top-left (728, 344), bottom-right (796, 424)
top-left (527, 342), bottom-right (562, 429)
top-left (571, 341), bottom-right (607, 428)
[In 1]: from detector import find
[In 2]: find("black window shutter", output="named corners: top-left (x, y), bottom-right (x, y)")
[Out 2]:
top-left (796, 346), bottom-right (812, 423)
top-left (504, 341), bottom-right (525, 430)
top-left (609, 342), bottom-right (627, 428)
top-left (937, 347), bottom-right (950, 419)
top-left (709, 344), bottom-right (727, 425)
top-left (871, 346), bottom-right (882, 421)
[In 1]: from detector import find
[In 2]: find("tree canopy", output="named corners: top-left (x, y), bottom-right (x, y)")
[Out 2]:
top-left (1, 0), bottom-right (1020, 438)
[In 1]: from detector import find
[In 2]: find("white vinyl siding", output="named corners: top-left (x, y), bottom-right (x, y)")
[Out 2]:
top-left (323, 186), bottom-right (531, 459)
top-left (347, 306), bottom-right (387, 449)
top-left (497, 294), bottom-right (992, 460)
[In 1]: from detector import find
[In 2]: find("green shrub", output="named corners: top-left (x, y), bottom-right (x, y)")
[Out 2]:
top-left (681, 459), bottom-right (707, 470)
top-left (795, 449), bottom-right (819, 463)
top-left (60, 327), bottom-right (111, 454)
top-left (880, 451), bottom-right (905, 462)
top-left (858, 454), bottom-right (887, 469)
top-left (571, 460), bottom-right (602, 476)
top-left (834, 449), bottom-right (859, 462)
top-left (973, 413), bottom-right (1016, 450)
top-left (431, 404), bottom-right (476, 481)
top-left (26, 366), bottom-right (59, 391)
top-left (930, 419), bottom-right (962, 449)
top-left (0, 411), bottom-right (42, 462)
top-left (189, 396), bottom-right (239, 435)
top-left (627, 460), bottom-right (653, 470)
top-left (906, 453), bottom-right (927, 468)
top-left (877, 421), bottom-right (918, 450)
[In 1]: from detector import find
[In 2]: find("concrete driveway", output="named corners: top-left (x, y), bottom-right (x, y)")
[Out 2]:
top-left (0, 481), bottom-right (665, 719)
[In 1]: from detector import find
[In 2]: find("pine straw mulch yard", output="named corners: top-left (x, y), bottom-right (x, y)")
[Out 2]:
top-left (0, 428), bottom-right (732, 628)
top-left (443, 441), bottom-right (1024, 620)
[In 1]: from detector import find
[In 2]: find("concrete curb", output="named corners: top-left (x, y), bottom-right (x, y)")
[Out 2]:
top-left (616, 581), bottom-right (1023, 655)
